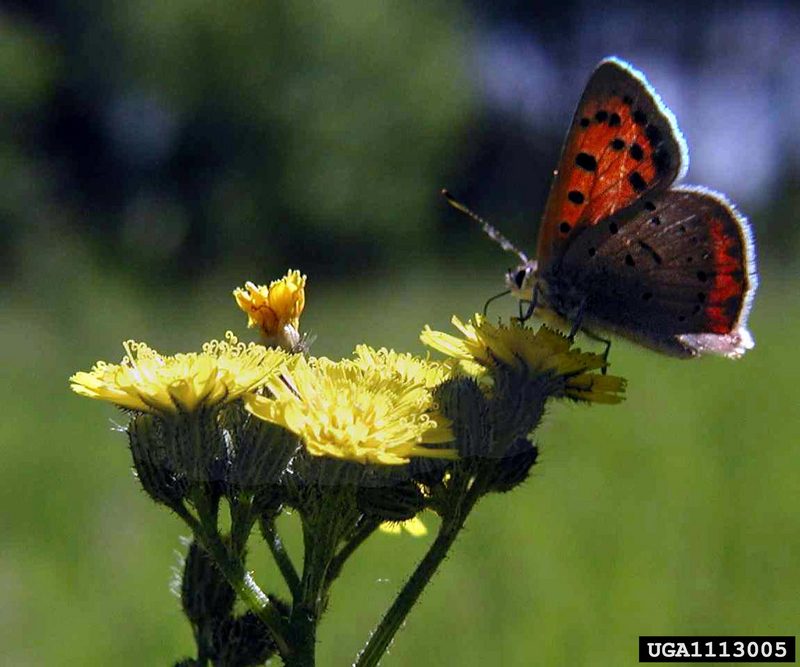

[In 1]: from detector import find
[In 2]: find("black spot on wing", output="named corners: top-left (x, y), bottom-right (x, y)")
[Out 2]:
top-left (575, 152), bottom-right (598, 171)
top-left (568, 190), bottom-right (585, 204)
top-left (652, 147), bottom-right (671, 174)
top-left (645, 124), bottom-right (663, 145)
top-left (638, 240), bottom-right (662, 264)
top-left (629, 171), bottom-right (647, 192)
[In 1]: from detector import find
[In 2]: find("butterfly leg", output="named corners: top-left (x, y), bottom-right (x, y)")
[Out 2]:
top-left (483, 289), bottom-right (512, 316)
top-left (567, 298), bottom-right (587, 341)
top-left (582, 327), bottom-right (612, 374)
top-left (516, 283), bottom-right (540, 323)
top-left (567, 306), bottom-right (611, 374)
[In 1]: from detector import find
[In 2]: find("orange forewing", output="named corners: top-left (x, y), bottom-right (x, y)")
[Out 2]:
top-left (536, 59), bottom-right (687, 268)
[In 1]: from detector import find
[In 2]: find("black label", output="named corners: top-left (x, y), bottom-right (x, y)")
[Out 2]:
top-left (639, 636), bottom-right (796, 663)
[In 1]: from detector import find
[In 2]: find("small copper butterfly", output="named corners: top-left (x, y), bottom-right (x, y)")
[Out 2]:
top-left (447, 56), bottom-right (757, 358)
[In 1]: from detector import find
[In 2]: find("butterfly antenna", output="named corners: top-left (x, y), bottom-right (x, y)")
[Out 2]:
top-left (441, 189), bottom-right (529, 264)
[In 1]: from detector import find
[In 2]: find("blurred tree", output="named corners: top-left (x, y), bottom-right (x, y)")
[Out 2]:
top-left (2, 0), bottom-right (798, 288)
top-left (2, 0), bottom-right (472, 283)
top-left (0, 14), bottom-right (59, 278)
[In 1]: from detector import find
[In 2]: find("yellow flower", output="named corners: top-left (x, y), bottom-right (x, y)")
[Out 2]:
top-left (70, 332), bottom-right (293, 415)
top-left (352, 345), bottom-right (452, 389)
top-left (244, 352), bottom-right (456, 466)
top-left (379, 515), bottom-right (428, 537)
top-left (233, 270), bottom-right (307, 347)
top-left (421, 315), bottom-right (625, 404)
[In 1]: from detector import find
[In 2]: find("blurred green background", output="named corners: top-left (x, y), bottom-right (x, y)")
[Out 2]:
top-left (2, 1), bottom-right (798, 665)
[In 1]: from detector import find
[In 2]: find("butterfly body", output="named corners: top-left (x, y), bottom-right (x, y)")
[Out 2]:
top-left (504, 57), bottom-right (757, 359)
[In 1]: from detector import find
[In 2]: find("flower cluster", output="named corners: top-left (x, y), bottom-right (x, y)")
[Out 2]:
top-left (69, 268), bottom-right (627, 667)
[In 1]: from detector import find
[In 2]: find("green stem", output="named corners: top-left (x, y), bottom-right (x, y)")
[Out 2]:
top-left (173, 501), bottom-right (293, 659)
top-left (260, 516), bottom-right (301, 598)
top-left (326, 517), bottom-right (380, 587)
top-left (284, 612), bottom-right (316, 667)
top-left (229, 495), bottom-right (256, 556)
top-left (284, 489), bottom-right (361, 667)
top-left (283, 521), bottom-right (328, 667)
top-left (195, 643), bottom-right (210, 667)
top-left (354, 481), bottom-right (483, 667)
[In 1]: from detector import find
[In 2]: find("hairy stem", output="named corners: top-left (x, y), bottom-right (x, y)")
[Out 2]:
top-left (260, 516), bottom-right (301, 598)
top-left (174, 501), bottom-right (292, 659)
top-left (355, 479), bottom-right (483, 667)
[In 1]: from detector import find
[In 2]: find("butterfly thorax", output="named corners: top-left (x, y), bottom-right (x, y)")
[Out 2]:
top-left (506, 259), bottom-right (589, 326)
top-left (536, 263), bottom-right (593, 323)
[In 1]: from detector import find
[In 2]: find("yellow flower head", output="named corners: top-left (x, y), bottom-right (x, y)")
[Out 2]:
top-left (352, 345), bottom-right (452, 389)
top-left (244, 350), bottom-right (456, 466)
top-left (233, 270), bottom-right (307, 346)
top-left (379, 515), bottom-right (428, 537)
top-left (421, 315), bottom-right (626, 404)
top-left (70, 332), bottom-right (293, 415)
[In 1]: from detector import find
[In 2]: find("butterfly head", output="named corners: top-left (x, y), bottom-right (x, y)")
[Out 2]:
top-left (505, 259), bottom-right (538, 301)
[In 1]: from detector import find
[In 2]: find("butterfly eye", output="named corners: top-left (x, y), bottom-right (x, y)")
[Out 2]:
top-left (514, 269), bottom-right (528, 289)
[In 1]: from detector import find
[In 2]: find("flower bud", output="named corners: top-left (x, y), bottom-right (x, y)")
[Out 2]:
top-left (233, 272), bottom-right (307, 352)
top-left (408, 456), bottom-right (450, 488)
top-left (166, 407), bottom-right (228, 484)
top-left (490, 369), bottom-right (548, 448)
top-left (292, 450), bottom-right (368, 488)
top-left (128, 414), bottom-right (188, 506)
top-left (226, 405), bottom-right (299, 492)
top-left (484, 437), bottom-right (539, 493)
top-left (435, 377), bottom-right (492, 458)
top-left (181, 540), bottom-right (236, 628)
top-left (357, 480), bottom-right (426, 522)
top-left (212, 611), bottom-right (277, 666)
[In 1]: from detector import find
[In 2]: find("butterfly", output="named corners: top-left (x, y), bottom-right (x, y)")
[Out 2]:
top-left (447, 56), bottom-right (757, 359)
